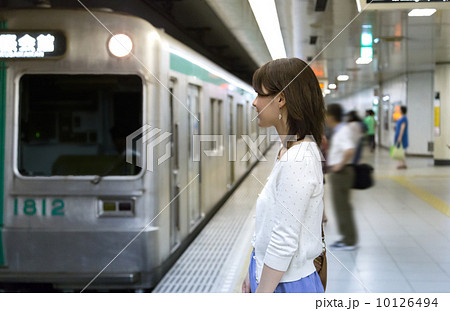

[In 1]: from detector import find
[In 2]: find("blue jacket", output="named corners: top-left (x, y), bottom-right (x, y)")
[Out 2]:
top-left (394, 116), bottom-right (408, 149)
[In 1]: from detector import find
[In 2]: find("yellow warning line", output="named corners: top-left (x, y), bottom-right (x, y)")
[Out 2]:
top-left (377, 175), bottom-right (450, 179)
top-left (390, 176), bottom-right (450, 217)
top-left (407, 175), bottom-right (450, 179)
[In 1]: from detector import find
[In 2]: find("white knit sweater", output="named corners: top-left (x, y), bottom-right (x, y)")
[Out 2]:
top-left (251, 142), bottom-right (324, 283)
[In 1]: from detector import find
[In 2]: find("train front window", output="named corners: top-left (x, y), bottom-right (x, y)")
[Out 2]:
top-left (18, 75), bottom-right (143, 177)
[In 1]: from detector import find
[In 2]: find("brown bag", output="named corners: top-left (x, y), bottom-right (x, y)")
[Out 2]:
top-left (313, 224), bottom-right (327, 291)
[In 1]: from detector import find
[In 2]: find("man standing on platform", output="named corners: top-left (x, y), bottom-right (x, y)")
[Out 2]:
top-left (326, 104), bottom-right (358, 250)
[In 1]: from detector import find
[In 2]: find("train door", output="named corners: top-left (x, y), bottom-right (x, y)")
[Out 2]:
top-left (227, 95), bottom-right (235, 188)
top-left (169, 80), bottom-right (180, 249)
top-left (187, 84), bottom-right (201, 227)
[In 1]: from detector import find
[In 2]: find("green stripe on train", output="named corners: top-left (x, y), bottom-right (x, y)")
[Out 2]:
top-left (0, 20), bottom-right (6, 266)
top-left (169, 52), bottom-right (251, 95)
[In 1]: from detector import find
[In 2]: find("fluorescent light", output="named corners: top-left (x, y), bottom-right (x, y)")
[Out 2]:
top-left (248, 0), bottom-right (286, 59)
top-left (408, 9), bottom-right (436, 17)
top-left (328, 83), bottom-right (337, 90)
top-left (337, 75), bottom-right (349, 82)
top-left (361, 32), bottom-right (373, 46)
top-left (108, 34), bottom-right (132, 57)
top-left (356, 0), bottom-right (361, 13)
top-left (356, 57), bottom-right (372, 65)
top-left (382, 95), bottom-right (390, 101)
top-left (361, 47), bottom-right (373, 59)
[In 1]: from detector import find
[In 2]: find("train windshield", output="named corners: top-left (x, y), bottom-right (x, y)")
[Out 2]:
top-left (18, 74), bottom-right (143, 177)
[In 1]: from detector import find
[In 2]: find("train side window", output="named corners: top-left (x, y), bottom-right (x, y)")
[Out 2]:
top-left (217, 100), bottom-right (222, 143)
top-left (250, 101), bottom-right (257, 136)
top-left (228, 95), bottom-right (234, 136)
top-left (237, 104), bottom-right (244, 140)
top-left (18, 74), bottom-right (143, 177)
top-left (210, 98), bottom-right (215, 135)
top-left (210, 98), bottom-right (223, 150)
top-left (243, 102), bottom-right (248, 136)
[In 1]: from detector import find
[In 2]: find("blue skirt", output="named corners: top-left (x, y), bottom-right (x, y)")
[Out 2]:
top-left (249, 250), bottom-right (324, 293)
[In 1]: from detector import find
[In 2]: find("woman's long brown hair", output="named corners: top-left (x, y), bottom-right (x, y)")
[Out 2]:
top-left (252, 58), bottom-right (325, 147)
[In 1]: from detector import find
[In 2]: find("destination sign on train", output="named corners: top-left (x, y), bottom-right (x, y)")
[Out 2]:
top-left (0, 31), bottom-right (66, 59)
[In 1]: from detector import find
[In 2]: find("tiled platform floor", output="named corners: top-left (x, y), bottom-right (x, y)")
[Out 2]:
top-left (154, 143), bottom-right (450, 293)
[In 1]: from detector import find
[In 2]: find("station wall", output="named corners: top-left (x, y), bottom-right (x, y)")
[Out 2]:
top-left (328, 72), bottom-right (434, 156)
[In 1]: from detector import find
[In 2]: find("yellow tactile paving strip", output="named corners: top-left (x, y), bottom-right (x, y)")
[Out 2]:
top-left (390, 176), bottom-right (450, 217)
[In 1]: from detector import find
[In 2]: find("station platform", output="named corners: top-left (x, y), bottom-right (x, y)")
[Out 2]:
top-left (153, 143), bottom-right (450, 293)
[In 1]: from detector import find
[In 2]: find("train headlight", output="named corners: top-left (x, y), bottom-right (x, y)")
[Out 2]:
top-left (108, 34), bottom-right (133, 58)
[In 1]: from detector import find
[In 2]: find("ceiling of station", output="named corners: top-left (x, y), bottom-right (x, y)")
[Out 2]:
top-left (250, 0), bottom-right (450, 100)
top-left (204, 0), bottom-right (271, 67)
top-left (1, 0), bottom-right (449, 100)
top-left (199, 0), bottom-right (450, 99)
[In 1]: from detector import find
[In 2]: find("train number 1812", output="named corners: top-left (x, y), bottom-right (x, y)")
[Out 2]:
top-left (14, 198), bottom-right (65, 216)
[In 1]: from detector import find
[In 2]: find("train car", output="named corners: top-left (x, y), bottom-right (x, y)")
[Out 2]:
top-left (0, 8), bottom-right (273, 290)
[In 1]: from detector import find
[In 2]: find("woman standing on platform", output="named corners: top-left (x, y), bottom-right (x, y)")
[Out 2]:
top-left (242, 58), bottom-right (325, 293)
top-left (394, 106), bottom-right (408, 169)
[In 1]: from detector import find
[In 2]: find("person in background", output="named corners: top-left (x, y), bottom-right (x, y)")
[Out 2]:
top-left (325, 104), bottom-right (358, 250)
top-left (394, 106), bottom-right (408, 169)
top-left (363, 110), bottom-right (376, 153)
top-left (347, 111), bottom-right (364, 164)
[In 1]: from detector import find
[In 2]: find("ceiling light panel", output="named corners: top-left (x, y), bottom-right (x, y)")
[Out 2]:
top-left (248, 0), bottom-right (287, 60)
top-left (408, 9), bottom-right (437, 17)
top-left (337, 75), bottom-right (350, 81)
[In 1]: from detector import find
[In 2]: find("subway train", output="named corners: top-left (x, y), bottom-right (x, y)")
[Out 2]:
top-left (0, 8), bottom-right (273, 290)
